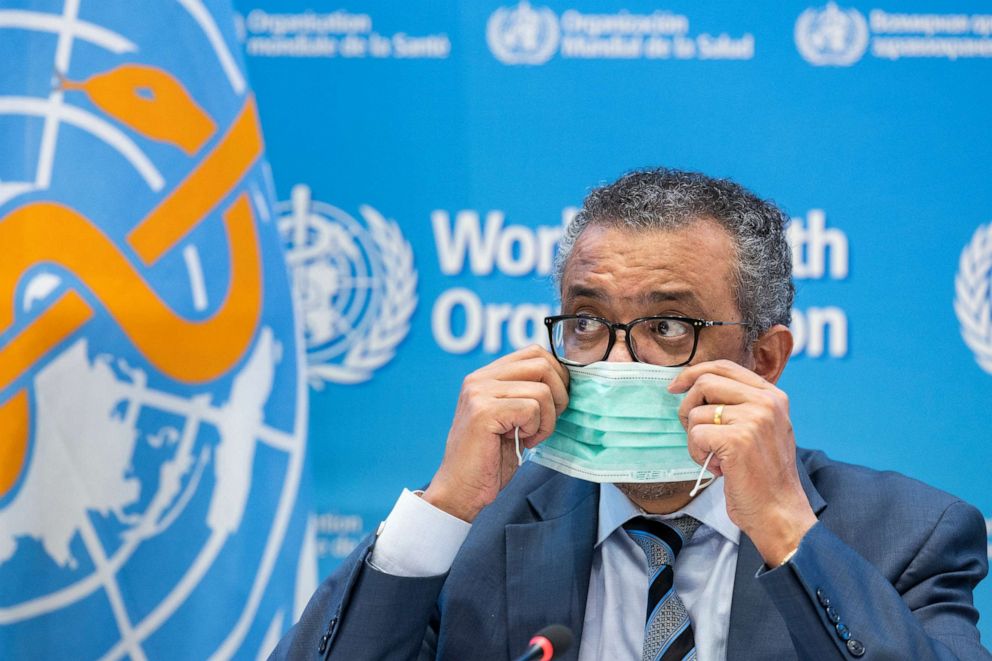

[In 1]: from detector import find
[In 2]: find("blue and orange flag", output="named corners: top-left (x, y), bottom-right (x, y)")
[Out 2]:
top-left (0, 1), bottom-right (313, 658)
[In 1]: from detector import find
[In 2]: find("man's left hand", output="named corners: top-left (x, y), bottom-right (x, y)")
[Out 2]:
top-left (668, 359), bottom-right (818, 567)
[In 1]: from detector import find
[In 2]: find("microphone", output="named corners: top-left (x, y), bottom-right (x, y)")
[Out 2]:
top-left (512, 624), bottom-right (574, 661)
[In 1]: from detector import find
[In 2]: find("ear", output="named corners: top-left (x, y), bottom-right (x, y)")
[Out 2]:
top-left (750, 324), bottom-right (793, 385)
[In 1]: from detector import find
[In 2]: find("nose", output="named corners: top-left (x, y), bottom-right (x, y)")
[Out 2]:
top-left (605, 329), bottom-right (636, 363)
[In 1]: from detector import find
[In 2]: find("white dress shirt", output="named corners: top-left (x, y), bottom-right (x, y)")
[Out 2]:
top-left (579, 479), bottom-right (739, 661)
top-left (370, 478), bottom-right (741, 661)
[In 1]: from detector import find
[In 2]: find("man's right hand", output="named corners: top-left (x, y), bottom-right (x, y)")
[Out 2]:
top-left (422, 345), bottom-right (569, 523)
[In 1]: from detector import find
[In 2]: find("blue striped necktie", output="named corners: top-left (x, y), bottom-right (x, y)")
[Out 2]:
top-left (623, 515), bottom-right (702, 661)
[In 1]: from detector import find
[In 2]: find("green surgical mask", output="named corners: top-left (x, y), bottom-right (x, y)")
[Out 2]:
top-left (527, 361), bottom-right (714, 487)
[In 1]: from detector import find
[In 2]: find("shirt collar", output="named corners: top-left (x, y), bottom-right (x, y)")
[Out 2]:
top-left (597, 478), bottom-right (741, 547)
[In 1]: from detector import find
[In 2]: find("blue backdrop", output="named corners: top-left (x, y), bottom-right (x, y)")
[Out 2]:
top-left (236, 0), bottom-right (992, 641)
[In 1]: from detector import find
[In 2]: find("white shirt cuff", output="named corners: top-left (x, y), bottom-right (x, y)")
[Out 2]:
top-left (369, 488), bottom-right (472, 577)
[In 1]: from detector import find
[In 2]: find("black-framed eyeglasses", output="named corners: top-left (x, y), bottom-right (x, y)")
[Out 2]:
top-left (544, 314), bottom-right (749, 367)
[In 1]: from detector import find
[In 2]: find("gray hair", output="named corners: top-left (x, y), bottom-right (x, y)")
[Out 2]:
top-left (553, 168), bottom-right (794, 344)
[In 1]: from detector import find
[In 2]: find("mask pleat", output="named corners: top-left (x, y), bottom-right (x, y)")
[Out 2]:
top-left (529, 361), bottom-right (712, 484)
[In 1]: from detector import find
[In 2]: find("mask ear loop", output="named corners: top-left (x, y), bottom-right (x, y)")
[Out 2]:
top-left (514, 426), bottom-right (524, 466)
top-left (689, 451), bottom-right (715, 497)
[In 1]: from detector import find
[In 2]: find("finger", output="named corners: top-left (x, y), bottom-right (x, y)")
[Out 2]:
top-left (688, 425), bottom-right (728, 477)
top-left (482, 343), bottom-right (548, 368)
top-left (703, 460), bottom-right (723, 478)
top-left (492, 397), bottom-right (543, 440)
top-left (679, 373), bottom-right (758, 421)
top-left (686, 425), bottom-right (725, 476)
top-left (686, 403), bottom-right (740, 430)
top-left (527, 347), bottom-right (571, 395)
top-left (669, 358), bottom-right (769, 394)
top-left (537, 346), bottom-right (571, 390)
top-left (490, 381), bottom-right (557, 443)
top-left (484, 345), bottom-right (568, 387)
top-left (482, 356), bottom-right (569, 414)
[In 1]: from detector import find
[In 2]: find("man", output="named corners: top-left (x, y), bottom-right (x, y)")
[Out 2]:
top-left (273, 169), bottom-right (990, 660)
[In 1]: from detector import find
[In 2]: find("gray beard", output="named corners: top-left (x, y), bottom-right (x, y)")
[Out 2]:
top-left (615, 480), bottom-right (696, 503)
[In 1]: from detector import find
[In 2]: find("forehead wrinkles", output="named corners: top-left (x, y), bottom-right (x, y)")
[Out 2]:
top-left (560, 222), bottom-right (739, 314)
top-left (564, 225), bottom-right (718, 281)
top-left (563, 227), bottom-right (667, 279)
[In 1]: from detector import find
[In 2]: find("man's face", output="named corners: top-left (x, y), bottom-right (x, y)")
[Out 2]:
top-left (560, 219), bottom-right (748, 366)
top-left (560, 219), bottom-right (750, 500)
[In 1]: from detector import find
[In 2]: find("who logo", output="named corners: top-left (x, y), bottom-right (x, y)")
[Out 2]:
top-left (795, 2), bottom-right (869, 66)
top-left (278, 185), bottom-right (417, 386)
top-left (955, 223), bottom-right (992, 376)
top-left (487, 0), bottom-right (560, 65)
top-left (0, 2), bottom-right (311, 659)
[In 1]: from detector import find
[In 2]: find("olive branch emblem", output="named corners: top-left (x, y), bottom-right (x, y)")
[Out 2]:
top-left (954, 222), bottom-right (992, 375)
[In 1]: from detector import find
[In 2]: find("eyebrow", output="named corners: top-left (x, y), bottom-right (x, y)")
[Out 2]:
top-left (565, 286), bottom-right (607, 301)
top-left (645, 290), bottom-right (702, 307)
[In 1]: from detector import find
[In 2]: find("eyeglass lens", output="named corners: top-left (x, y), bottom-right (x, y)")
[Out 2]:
top-left (550, 317), bottom-right (695, 366)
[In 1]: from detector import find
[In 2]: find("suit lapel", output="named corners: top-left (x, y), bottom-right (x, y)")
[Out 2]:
top-left (726, 455), bottom-right (828, 656)
top-left (505, 473), bottom-right (598, 661)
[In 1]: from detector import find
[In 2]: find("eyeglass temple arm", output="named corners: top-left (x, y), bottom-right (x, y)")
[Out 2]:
top-left (702, 320), bottom-right (749, 328)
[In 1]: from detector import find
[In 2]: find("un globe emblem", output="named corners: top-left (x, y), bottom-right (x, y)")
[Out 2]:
top-left (278, 184), bottom-right (417, 386)
top-left (487, 0), bottom-right (560, 65)
top-left (0, 3), bottom-right (309, 659)
top-left (795, 2), bottom-right (869, 66)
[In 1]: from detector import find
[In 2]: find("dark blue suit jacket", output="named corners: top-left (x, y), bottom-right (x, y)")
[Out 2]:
top-left (273, 449), bottom-right (991, 660)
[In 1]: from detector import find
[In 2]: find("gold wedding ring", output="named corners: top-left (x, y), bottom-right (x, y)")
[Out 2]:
top-left (713, 404), bottom-right (725, 425)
